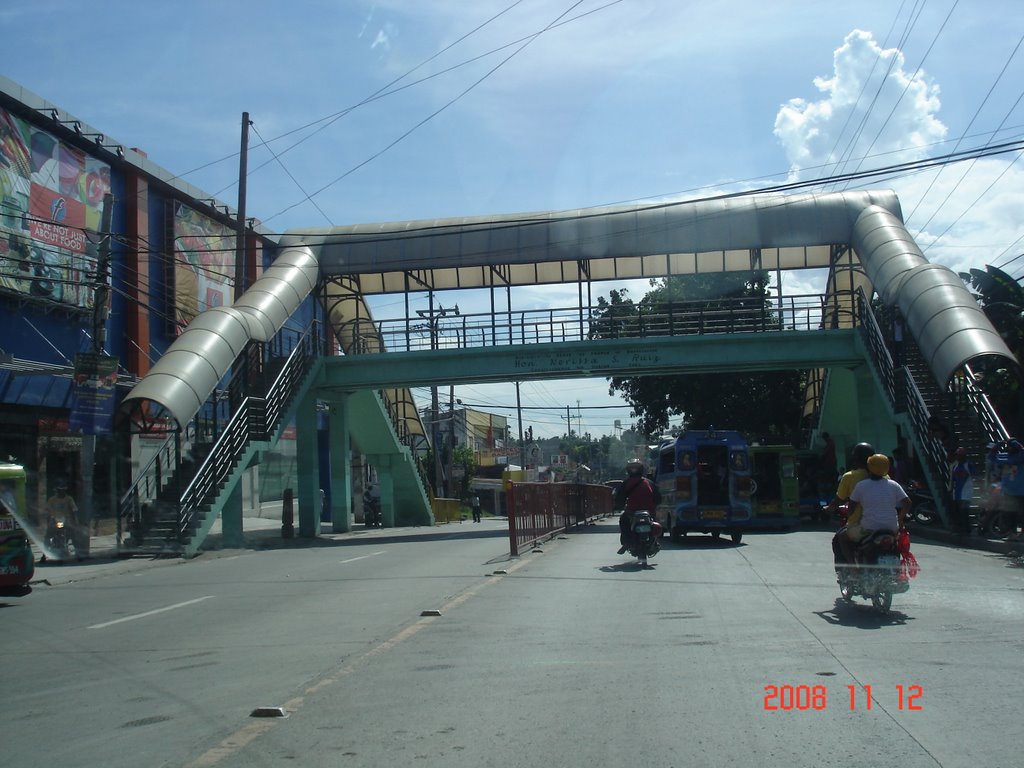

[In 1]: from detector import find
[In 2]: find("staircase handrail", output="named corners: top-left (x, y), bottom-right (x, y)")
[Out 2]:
top-left (961, 364), bottom-right (1012, 444)
top-left (854, 290), bottom-right (896, 407)
top-left (855, 289), bottom-right (950, 521)
top-left (174, 323), bottom-right (318, 538)
top-left (899, 368), bottom-right (952, 504)
top-left (117, 420), bottom-right (199, 530)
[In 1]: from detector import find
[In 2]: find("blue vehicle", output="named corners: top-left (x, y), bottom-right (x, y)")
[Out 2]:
top-left (655, 429), bottom-right (753, 545)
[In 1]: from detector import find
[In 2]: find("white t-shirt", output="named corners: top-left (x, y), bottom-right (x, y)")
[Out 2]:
top-left (849, 476), bottom-right (908, 531)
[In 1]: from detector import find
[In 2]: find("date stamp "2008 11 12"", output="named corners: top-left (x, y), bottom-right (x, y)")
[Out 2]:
top-left (764, 684), bottom-right (923, 711)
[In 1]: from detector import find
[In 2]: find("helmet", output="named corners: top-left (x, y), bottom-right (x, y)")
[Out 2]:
top-left (866, 454), bottom-right (890, 477)
top-left (626, 458), bottom-right (644, 476)
top-left (852, 442), bottom-right (875, 468)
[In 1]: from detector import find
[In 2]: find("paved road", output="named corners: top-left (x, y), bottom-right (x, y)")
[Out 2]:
top-left (3, 521), bottom-right (1022, 768)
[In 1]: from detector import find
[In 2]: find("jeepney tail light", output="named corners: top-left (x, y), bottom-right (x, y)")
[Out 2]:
top-left (676, 476), bottom-right (691, 499)
top-left (735, 476), bottom-right (753, 497)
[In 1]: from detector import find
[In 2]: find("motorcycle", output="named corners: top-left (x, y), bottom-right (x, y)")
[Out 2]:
top-left (976, 481), bottom-right (1014, 537)
top-left (44, 513), bottom-right (76, 560)
top-left (904, 480), bottom-right (939, 526)
top-left (836, 529), bottom-right (910, 613)
top-left (625, 510), bottom-right (662, 568)
top-left (363, 493), bottom-right (382, 528)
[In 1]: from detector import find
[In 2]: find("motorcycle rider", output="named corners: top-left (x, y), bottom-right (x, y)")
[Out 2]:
top-left (615, 458), bottom-right (660, 554)
top-left (42, 482), bottom-right (78, 561)
top-left (823, 442), bottom-right (874, 573)
top-left (845, 454), bottom-right (911, 572)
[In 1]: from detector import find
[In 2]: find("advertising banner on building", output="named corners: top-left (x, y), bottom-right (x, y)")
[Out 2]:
top-left (0, 107), bottom-right (110, 310)
top-left (172, 202), bottom-right (236, 331)
top-left (69, 352), bottom-right (119, 434)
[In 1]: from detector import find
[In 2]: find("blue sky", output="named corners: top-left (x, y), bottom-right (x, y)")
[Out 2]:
top-left (4, 1), bottom-right (1024, 440)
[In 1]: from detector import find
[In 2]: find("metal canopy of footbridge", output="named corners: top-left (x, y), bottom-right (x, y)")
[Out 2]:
top-left (120, 189), bottom-right (1019, 433)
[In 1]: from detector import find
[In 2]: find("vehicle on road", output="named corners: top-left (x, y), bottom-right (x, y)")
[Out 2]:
top-left (0, 463), bottom-right (34, 597)
top-left (655, 429), bottom-right (753, 544)
top-left (624, 509), bottom-right (661, 568)
top-left (837, 529), bottom-right (909, 614)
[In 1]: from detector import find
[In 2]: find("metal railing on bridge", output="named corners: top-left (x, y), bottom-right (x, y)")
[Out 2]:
top-left (365, 294), bottom-right (838, 353)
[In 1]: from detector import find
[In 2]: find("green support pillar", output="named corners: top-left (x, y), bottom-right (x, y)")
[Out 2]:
top-left (854, 364), bottom-right (898, 455)
top-left (296, 391), bottom-right (319, 538)
top-left (370, 454), bottom-right (395, 527)
top-left (221, 478), bottom-right (244, 548)
top-left (330, 396), bottom-right (352, 533)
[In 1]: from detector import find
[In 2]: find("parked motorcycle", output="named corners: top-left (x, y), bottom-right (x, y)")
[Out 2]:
top-left (976, 481), bottom-right (1014, 537)
top-left (626, 510), bottom-right (662, 568)
top-left (837, 529), bottom-right (910, 613)
top-left (904, 480), bottom-right (939, 526)
top-left (363, 492), bottom-right (382, 529)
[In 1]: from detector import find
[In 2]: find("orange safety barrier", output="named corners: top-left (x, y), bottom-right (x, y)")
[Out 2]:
top-left (507, 482), bottom-right (614, 555)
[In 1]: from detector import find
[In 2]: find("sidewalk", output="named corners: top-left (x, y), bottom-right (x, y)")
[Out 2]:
top-left (27, 515), bottom-right (347, 588)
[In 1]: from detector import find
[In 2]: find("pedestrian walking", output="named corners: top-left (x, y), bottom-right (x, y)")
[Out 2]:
top-left (471, 494), bottom-right (482, 523)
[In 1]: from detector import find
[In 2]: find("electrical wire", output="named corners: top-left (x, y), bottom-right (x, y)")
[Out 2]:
top-left (907, 31), bottom-right (1024, 230)
top-left (262, 0), bottom-right (591, 224)
top-left (846, 0), bottom-right (960, 182)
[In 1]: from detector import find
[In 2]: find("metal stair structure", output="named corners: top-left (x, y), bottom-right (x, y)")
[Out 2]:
top-left (119, 317), bottom-right (436, 555)
top-left (854, 292), bottom-right (1011, 524)
top-left (119, 325), bottom-right (321, 554)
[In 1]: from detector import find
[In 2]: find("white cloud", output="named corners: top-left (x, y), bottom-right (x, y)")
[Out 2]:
top-left (774, 29), bottom-right (947, 179)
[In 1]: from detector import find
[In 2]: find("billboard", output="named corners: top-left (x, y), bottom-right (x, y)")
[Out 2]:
top-left (172, 202), bottom-right (236, 331)
top-left (69, 352), bottom-right (119, 434)
top-left (0, 107), bottom-right (110, 310)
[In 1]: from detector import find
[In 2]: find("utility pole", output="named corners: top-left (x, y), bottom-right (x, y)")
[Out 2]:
top-left (234, 111), bottom-right (250, 301)
top-left (416, 298), bottom-right (459, 497)
top-left (80, 193), bottom-right (113, 557)
top-left (448, 384), bottom-right (456, 498)
top-left (516, 382), bottom-right (526, 473)
top-left (91, 193), bottom-right (113, 353)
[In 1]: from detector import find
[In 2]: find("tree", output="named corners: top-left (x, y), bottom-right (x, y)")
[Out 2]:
top-left (959, 264), bottom-right (1024, 435)
top-left (591, 272), bottom-right (805, 443)
top-left (452, 444), bottom-right (477, 499)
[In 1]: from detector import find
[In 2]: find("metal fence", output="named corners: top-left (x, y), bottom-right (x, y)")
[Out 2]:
top-left (507, 482), bottom-right (614, 555)
top-left (370, 294), bottom-right (833, 353)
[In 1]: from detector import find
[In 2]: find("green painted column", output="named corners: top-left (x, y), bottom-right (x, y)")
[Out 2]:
top-left (370, 454), bottom-right (395, 527)
top-left (221, 478), bottom-right (244, 548)
top-left (330, 396), bottom-right (352, 533)
top-left (296, 391), bottom-right (319, 538)
top-left (854, 364), bottom-right (898, 456)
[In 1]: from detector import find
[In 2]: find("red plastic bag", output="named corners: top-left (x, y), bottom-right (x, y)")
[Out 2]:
top-left (898, 529), bottom-right (911, 554)
top-left (897, 529), bottom-right (920, 579)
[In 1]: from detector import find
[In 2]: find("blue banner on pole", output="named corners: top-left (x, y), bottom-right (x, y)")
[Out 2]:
top-left (69, 352), bottom-right (118, 434)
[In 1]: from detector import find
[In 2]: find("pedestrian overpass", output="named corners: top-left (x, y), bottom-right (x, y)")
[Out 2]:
top-left (117, 189), bottom-right (1019, 554)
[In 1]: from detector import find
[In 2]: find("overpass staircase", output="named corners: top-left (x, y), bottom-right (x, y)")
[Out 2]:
top-left (118, 321), bottom-right (432, 556)
top-left (849, 293), bottom-right (1010, 524)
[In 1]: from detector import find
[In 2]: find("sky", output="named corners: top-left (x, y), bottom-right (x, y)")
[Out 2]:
top-left (4, 1), bottom-right (1024, 441)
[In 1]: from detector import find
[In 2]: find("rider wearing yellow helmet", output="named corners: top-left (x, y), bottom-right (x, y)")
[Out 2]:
top-left (843, 454), bottom-right (911, 570)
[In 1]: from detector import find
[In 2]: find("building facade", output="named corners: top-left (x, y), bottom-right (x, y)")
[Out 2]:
top-left (0, 76), bottom-right (310, 529)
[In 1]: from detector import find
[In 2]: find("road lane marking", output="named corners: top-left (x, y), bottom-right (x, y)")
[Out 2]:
top-left (87, 596), bottom-right (215, 630)
top-left (185, 541), bottom-right (545, 767)
top-left (338, 550), bottom-right (386, 564)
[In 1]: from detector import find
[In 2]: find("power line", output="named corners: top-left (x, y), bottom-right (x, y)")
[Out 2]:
top-left (263, 0), bottom-right (592, 224)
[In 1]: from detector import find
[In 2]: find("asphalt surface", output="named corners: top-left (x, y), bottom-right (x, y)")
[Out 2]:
top-left (5, 515), bottom-right (1023, 768)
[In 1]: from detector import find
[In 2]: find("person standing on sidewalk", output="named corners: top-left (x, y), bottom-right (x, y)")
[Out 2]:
top-left (471, 494), bottom-right (482, 523)
top-left (950, 447), bottom-right (974, 535)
